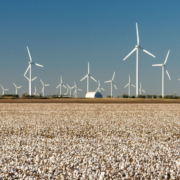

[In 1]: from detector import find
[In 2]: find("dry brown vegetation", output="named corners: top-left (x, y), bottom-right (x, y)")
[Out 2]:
top-left (1, 98), bottom-right (180, 103)
top-left (0, 103), bottom-right (180, 179)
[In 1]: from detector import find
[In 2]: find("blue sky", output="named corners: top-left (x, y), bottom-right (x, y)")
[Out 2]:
top-left (0, 0), bottom-right (180, 97)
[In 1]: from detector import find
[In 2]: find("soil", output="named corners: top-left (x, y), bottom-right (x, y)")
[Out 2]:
top-left (0, 98), bottom-right (180, 103)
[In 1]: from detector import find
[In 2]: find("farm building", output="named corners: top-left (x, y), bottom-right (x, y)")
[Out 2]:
top-left (85, 92), bottom-right (103, 98)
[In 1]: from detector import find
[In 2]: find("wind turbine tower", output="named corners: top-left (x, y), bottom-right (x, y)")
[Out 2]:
top-left (0, 85), bottom-right (9, 95)
top-left (13, 83), bottom-right (22, 94)
top-left (139, 82), bottom-right (146, 95)
top-left (123, 23), bottom-right (155, 97)
top-left (56, 76), bottom-right (66, 96)
top-left (96, 80), bottom-right (105, 92)
top-left (80, 62), bottom-right (97, 93)
top-left (124, 75), bottom-right (135, 97)
top-left (40, 79), bottom-right (49, 96)
top-left (104, 72), bottom-right (117, 97)
top-left (24, 46), bottom-right (43, 95)
top-left (67, 84), bottom-right (75, 97)
top-left (152, 50), bottom-right (171, 98)
top-left (73, 82), bottom-right (83, 97)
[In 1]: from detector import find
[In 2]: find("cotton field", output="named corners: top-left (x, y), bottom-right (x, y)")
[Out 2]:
top-left (0, 103), bottom-right (180, 179)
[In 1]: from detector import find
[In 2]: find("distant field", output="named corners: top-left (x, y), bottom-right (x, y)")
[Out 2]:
top-left (0, 103), bottom-right (180, 179)
top-left (0, 98), bottom-right (180, 103)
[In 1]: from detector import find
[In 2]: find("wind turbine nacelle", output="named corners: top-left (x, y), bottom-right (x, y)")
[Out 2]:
top-left (135, 45), bottom-right (139, 48)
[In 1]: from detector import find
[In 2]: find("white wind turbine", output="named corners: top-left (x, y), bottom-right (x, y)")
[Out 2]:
top-left (67, 84), bottom-right (75, 97)
top-left (124, 75), bottom-right (136, 97)
top-left (96, 80), bottom-right (105, 92)
top-left (40, 79), bottom-right (49, 96)
top-left (63, 85), bottom-right (68, 96)
top-left (56, 76), bottom-right (66, 96)
top-left (123, 23), bottom-right (155, 97)
top-left (33, 86), bottom-right (39, 96)
top-left (73, 82), bottom-right (83, 97)
top-left (104, 72), bottom-right (117, 97)
top-left (0, 85), bottom-right (9, 95)
top-left (13, 83), bottom-right (22, 94)
top-left (24, 46), bottom-right (43, 96)
top-left (152, 50), bottom-right (171, 98)
top-left (80, 62), bottom-right (97, 93)
top-left (139, 82), bottom-right (145, 95)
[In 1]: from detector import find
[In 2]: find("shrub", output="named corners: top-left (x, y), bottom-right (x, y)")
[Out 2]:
top-left (122, 94), bottom-right (129, 98)
top-left (137, 95), bottom-right (146, 98)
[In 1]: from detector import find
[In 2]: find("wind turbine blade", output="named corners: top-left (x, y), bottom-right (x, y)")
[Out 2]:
top-left (35, 63), bottom-right (43, 67)
top-left (45, 84), bottom-right (49, 86)
top-left (112, 72), bottom-right (115, 80)
top-left (40, 79), bottom-right (44, 85)
top-left (32, 77), bottom-right (37, 81)
top-left (5, 89), bottom-right (9, 91)
top-left (27, 46), bottom-right (32, 62)
top-left (178, 79), bottom-right (180, 81)
top-left (123, 48), bottom-right (136, 61)
top-left (88, 62), bottom-right (90, 74)
top-left (152, 64), bottom-right (163, 66)
top-left (18, 86), bottom-right (22, 88)
top-left (56, 84), bottom-right (60, 88)
top-left (74, 81), bottom-right (76, 87)
top-left (73, 90), bottom-right (76, 96)
top-left (101, 88), bottom-right (105, 91)
top-left (13, 83), bottom-right (17, 88)
top-left (90, 76), bottom-right (97, 82)
top-left (114, 84), bottom-right (117, 89)
top-left (98, 80), bottom-right (100, 87)
top-left (95, 87), bottom-right (99, 92)
top-left (63, 85), bottom-right (66, 88)
top-left (131, 84), bottom-right (136, 88)
top-left (142, 90), bottom-right (146, 93)
top-left (24, 65), bottom-right (30, 76)
top-left (61, 76), bottom-right (62, 83)
top-left (166, 70), bottom-right (171, 80)
top-left (136, 23), bottom-right (139, 46)
top-left (80, 75), bottom-right (87, 81)
top-left (124, 83), bottom-right (129, 88)
top-left (78, 89), bottom-right (83, 91)
top-left (140, 47), bottom-right (155, 58)
top-left (104, 80), bottom-right (111, 83)
top-left (164, 50), bottom-right (170, 65)
top-left (67, 85), bottom-right (70, 88)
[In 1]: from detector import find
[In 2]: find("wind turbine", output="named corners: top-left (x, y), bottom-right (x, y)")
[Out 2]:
top-left (33, 86), bottom-right (39, 96)
top-left (96, 80), bottom-right (105, 92)
top-left (0, 85), bottom-right (9, 95)
top-left (123, 23), bottom-right (155, 97)
top-left (24, 46), bottom-right (43, 96)
top-left (73, 82), bottom-right (83, 97)
top-left (40, 79), bottom-right (49, 96)
top-left (139, 82), bottom-right (145, 95)
top-left (80, 62), bottom-right (97, 93)
top-left (63, 85), bottom-right (68, 96)
top-left (13, 83), bottom-right (22, 94)
top-left (56, 76), bottom-right (66, 96)
top-left (124, 75), bottom-right (135, 97)
top-left (104, 72), bottom-right (117, 97)
top-left (152, 50), bottom-right (171, 98)
top-left (67, 84), bottom-right (75, 97)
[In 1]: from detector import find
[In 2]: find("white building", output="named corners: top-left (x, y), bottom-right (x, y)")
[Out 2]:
top-left (85, 92), bottom-right (103, 98)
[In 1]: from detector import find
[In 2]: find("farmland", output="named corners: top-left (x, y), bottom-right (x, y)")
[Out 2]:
top-left (0, 103), bottom-right (180, 179)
